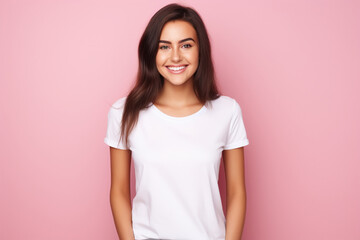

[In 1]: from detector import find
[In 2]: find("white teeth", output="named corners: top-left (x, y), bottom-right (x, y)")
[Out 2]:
top-left (167, 66), bottom-right (186, 71)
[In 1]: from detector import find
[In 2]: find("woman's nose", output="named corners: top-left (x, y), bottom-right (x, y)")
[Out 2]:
top-left (171, 48), bottom-right (181, 62)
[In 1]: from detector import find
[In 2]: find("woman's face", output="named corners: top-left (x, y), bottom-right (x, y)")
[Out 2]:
top-left (156, 20), bottom-right (199, 86)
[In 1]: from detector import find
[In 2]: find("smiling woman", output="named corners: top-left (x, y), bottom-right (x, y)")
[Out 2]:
top-left (156, 20), bottom-right (199, 87)
top-left (104, 3), bottom-right (250, 240)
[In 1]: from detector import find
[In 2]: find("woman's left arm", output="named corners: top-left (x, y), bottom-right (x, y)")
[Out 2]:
top-left (222, 147), bottom-right (247, 240)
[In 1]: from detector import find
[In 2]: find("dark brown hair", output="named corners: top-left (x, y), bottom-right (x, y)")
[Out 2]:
top-left (118, 3), bottom-right (221, 148)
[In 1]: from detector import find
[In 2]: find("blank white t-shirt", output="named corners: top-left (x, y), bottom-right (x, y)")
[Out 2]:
top-left (104, 95), bottom-right (249, 240)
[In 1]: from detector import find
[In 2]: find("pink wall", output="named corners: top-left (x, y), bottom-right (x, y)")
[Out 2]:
top-left (1, 0), bottom-right (359, 239)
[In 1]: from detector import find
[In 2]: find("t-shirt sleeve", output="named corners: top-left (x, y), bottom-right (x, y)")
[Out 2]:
top-left (223, 99), bottom-right (250, 150)
top-left (104, 104), bottom-right (129, 150)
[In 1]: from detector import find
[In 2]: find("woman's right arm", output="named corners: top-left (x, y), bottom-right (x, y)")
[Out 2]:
top-left (109, 147), bottom-right (135, 240)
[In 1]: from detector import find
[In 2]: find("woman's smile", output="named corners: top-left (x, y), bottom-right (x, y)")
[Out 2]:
top-left (166, 65), bottom-right (188, 74)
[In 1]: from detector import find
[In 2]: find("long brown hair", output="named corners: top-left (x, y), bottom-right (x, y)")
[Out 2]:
top-left (118, 3), bottom-right (221, 148)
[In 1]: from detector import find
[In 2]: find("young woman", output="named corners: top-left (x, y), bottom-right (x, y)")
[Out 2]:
top-left (104, 3), bottom-right (249, 240)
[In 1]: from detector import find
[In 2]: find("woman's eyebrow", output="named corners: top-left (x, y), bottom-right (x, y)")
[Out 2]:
top-left (158, 38), bottom-right (195, 44)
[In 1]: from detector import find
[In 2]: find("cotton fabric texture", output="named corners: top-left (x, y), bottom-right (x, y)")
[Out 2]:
top-left (104, 95), bottom-right (249, 240)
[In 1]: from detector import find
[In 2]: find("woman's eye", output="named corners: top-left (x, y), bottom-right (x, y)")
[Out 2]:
top-left (182, 44), bottom-right (192, 48)
top-left (159, 45), bottom-right (169, 50)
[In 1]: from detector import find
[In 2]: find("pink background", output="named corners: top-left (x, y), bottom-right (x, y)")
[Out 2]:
top-left (1, 0), bottom-right (359, 239)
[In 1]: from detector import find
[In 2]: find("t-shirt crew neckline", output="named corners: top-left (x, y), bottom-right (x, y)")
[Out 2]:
top-left (150, 102), bottom-right (207, 121)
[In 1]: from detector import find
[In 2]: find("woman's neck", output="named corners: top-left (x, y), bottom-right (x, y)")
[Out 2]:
top-left (155, 78), bottom-right (201, 107)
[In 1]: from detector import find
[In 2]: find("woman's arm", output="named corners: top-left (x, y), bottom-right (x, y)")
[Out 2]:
top-left (109, 147), bottom-right (135, 240)
top-left (222, 147), bottom-right (247, 240)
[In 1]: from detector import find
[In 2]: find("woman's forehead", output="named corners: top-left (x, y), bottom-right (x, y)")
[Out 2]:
top-left (160, 20), bottom-right (197, 42)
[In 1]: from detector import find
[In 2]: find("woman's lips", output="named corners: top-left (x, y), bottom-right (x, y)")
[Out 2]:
top-left (166, 65), bottom-right (188, 74)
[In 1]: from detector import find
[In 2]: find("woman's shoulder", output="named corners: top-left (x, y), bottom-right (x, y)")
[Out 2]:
top-left (106, 96), bottom-right (128, 120)
top-left (210, 95), bottom-right (238, 109)
top-left (110, 96), bottom-right (128, 110)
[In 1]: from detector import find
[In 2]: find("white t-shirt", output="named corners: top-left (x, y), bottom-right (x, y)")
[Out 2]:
top-left (104, 95), bottom-right (249, 240)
